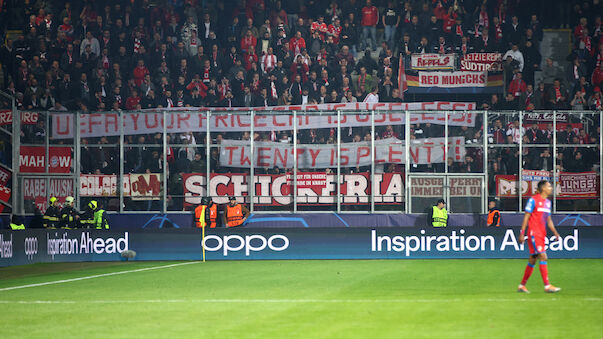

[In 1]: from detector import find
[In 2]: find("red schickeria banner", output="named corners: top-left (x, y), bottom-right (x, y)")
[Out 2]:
top-left (19, 146), bottom-right (72, 173)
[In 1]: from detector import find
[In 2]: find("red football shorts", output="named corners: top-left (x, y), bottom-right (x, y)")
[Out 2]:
top-left (528, 233), bottom-right (546, 255)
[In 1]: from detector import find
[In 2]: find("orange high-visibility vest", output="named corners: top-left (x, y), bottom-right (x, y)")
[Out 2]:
top-left (487, 209), bottom-right (501, 227)
top-left (207, 204), bottom-right (218, 228)
top-left (226, 204), bottom-right (244, 227)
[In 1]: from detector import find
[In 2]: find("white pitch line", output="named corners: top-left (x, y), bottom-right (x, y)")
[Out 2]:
top-left (0, 261), bottom-right (200, 292)
top-left (1, 297), bottom-right (601, 304)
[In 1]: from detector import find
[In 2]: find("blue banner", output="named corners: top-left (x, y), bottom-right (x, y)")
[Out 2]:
top-left (2, 227), bottom-right (602, 266)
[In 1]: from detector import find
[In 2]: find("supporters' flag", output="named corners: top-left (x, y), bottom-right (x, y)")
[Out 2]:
top-left (0, 185), bottom-right (11, 205)
top-left (398, 54), bottom-right (407, 100)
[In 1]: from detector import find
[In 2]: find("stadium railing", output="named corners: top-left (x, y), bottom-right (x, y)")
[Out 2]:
top-left (9, 109), bottom-right (603, 215)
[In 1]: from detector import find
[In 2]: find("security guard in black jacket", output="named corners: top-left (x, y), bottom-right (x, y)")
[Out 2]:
top-left (80, 200), bottom-right (98, 228)
top-left (60, 196), bottom-right (79, 229)
top-left (43, 196), bottom-right (61, 229)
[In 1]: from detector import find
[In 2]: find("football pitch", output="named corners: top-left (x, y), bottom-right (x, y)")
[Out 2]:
top-left (1, 259), bottom-right (602, 338)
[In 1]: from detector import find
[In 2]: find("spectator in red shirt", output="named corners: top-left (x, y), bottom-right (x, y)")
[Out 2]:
top-left (243, 45), bottom-right (259, 71)
top-left (133, 59), bottom-right (149, 88)
top-left (290, 55), bottom-right (309, 83)
top-left (327, 17), bottom-right (342, 44)
top-left (311, 16), bottom-right (328, 41)
top-left (289, 31), bottom-right (306, 56)
top-left (361, 0), bottom-right (379, 50)
top-left (508, 72), bottom-right (527, 98)
top-left (186, 75), bottom-right (208, 98)
top-left (126, 89), bottom-right (141, 111)
top-left (240, 29), bottom-right (257, 54)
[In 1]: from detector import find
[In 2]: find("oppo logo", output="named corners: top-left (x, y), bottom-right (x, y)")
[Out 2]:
top-left (24, 237), bottom-right (38, 260)
top-left (202, 234), bottom-right (289, 256)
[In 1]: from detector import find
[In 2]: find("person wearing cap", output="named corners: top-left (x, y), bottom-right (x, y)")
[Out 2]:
top-left (223, 196), bottom-right (250, 228)
top-left (195, 197), bottom-right (218, 228)
top-left (430, 199), bottom-right (448, 227)
top-left (80, 200), bottom-right (98, 228)
top-left (487, 200), bottom-right (501, 227)
top-left (60, 196), bottom-right (79, 229)
top-left (43, 196), bottom-right (61, 229)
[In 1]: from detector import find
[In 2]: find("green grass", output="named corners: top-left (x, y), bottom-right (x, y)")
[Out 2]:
top-left (0, 259), bottom-right (602, 338)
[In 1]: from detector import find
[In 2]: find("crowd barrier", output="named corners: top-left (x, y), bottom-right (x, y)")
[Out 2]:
top-left (0, 212), bottom-right (600, 230)
top-left (1, 226), bottom-right (602, 266)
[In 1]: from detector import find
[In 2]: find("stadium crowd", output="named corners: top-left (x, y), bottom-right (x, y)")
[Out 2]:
top-left (1, 0), bottom-right (602, 113)
top-left (2, 0), bottom-right (601, 212)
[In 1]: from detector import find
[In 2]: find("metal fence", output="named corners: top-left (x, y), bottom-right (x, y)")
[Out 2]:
top-left (9, 109), bottom-right (603, 215)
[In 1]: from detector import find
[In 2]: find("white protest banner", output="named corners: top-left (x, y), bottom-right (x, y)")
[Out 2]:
top-left (51, 102), bottom-right (477, 139)
top-left (411, 54), bottom-right (456, 70)
top-left (459, 53), bottom-right (502, 72)
top-left (218, 137), bottom-right (466, 169)
top-left (127, 173), bottom-right (162, 200)
top-left (182, 172), bottom-right (404, 207)
top-left (410, 177), bottom-right (482, 197)
top-left (79, 174), bottom-right (118, 196)
top-left (418, 71), bottom-right (487, 87)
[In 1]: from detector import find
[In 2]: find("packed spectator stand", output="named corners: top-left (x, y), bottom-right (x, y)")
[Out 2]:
top-left (1, 0), bottom-right (602, 214)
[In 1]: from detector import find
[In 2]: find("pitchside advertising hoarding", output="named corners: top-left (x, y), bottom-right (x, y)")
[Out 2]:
top-left (1, 227), bottom-right (602, 266)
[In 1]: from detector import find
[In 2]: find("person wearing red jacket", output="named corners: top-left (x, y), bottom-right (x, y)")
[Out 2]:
top-left (327, 18), bottom-right (342, 44)
top-left (508, 72), bottom-right (527, 98)
top-left (125, 89), bottom-right (142, 111)
top-left (311, 16), bottom-right (328, 41)
top-left (240, 29), bottom-right (257, 53)
top-left (361, 0), bottom-right (379, 50)
top-left (186, 75), bottom-right (208, 98)
top-left (132, 59), bottom-right (150, 88)
top-left (290, 55), bottom-right (309, 83)
top-left (243, 45), bottom-right (259, 71)
top-left (289, 31), bottom-right (306, 56)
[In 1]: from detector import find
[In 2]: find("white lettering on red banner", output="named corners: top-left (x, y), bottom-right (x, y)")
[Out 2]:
top-left (0, 167), bottom-right (10, 186)
top-left (411, 54), bottom-right (456, 70)
top-left (219, 137), bottom-right (466, 169)
top-left (19, 146), bottom-right (72, 173)
top-left (418, 71), bottom-right (487, 87)
top-left (23, 178), bottom-right (74, 212)
top-left (0, 110), bottom-right (39, 125)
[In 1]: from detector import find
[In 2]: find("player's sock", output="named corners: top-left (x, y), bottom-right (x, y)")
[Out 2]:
top-left (521, 262), bottom-right (535, 285)
top-left (539, 261), bottom-right (550, 286)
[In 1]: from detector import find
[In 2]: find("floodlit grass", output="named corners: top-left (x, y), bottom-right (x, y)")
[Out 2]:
top-left (1, 259), bottom-right (602, 338)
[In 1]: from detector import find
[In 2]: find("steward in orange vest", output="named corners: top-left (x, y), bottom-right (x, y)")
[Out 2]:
top-left (487, 200), bottom-right (501, 227)
top-left (223, 196), bottom-right (250, 227)
top-left (194, 197), bottom-right (218, 228)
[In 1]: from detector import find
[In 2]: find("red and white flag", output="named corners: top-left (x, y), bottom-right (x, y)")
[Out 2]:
top-left (398, 54), bottom-right (407, 100)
